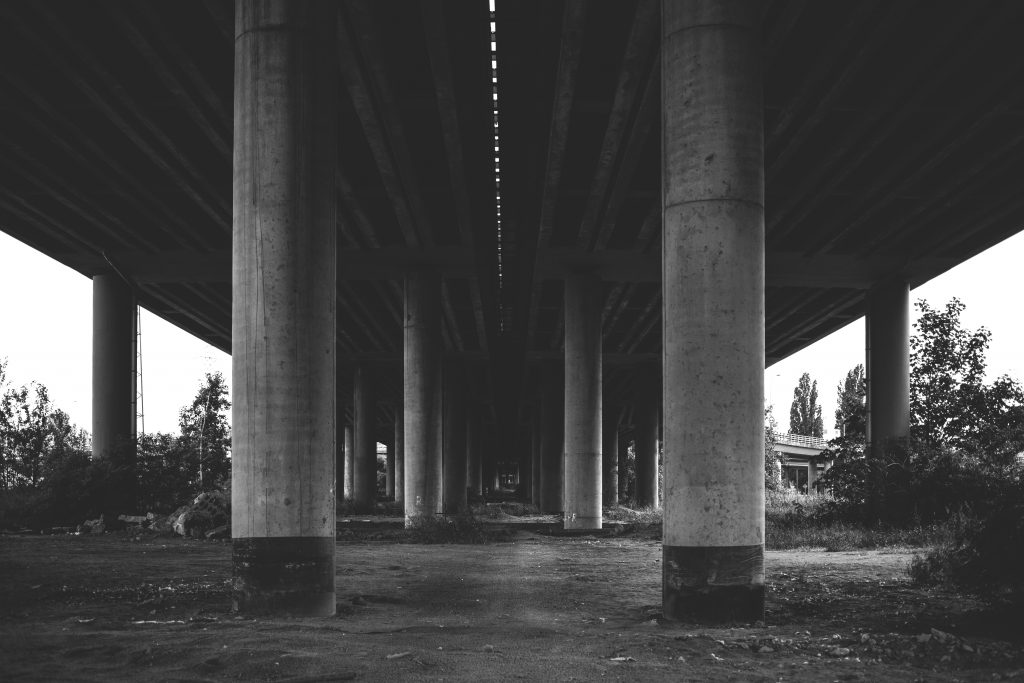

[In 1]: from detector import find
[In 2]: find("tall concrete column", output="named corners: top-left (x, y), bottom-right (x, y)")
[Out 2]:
top-left (662, 0), bottom-right (765, 623)
top-left (352, 365), bottom-right (376, 514)
top-left (343, 424), bottom-right (353, 503)
top-left (538, 364), bottom-right (564, 513)
top-left (385, 441), bottom-right (395, 500)
top-left (563, 272), bottom-right (602, 530)
top-left (866, 280), bottom-right (910, 448)
top-left (442, 362), bottom-right (468, 514)
top-left (394, 408), bottom-right (405, 505)
top-left (618, 431), bottom-right (630, 502)
top-left (531, 412), bottom-right (542, 507)
top-left (602, 408), bottom-right (619, 507)
top-left (92, 273), bottom-right (136, 512)
top-left (231, 0), bottom-right (337, 616)
top-left (635, 376), bottom-right (661, 508)
top-left (404, 272), bottom-right (443, 523)
top-left (466, 407), bottom-right (483, 498)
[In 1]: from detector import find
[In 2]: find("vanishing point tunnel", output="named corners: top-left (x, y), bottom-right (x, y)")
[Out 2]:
top-left (2, 0), bottom-right (1023, 621)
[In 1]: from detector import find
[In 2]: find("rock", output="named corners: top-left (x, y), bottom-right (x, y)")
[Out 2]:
top-left (827, 647), bottom-right (851, 657)
top-left (205, 524), bottom-right (230, 540)
top-left (172, 491), bottom-right (230, 538)
top-left (758, 646), bottom-right (774, 654)
top-left (118, 514), bottom-right (148, 525)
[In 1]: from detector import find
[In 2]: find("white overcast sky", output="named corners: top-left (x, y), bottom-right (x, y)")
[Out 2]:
top-left (1, 230), bottom-right (1022, 437)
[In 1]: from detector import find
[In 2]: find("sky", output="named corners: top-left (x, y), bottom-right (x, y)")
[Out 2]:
top-left (1, 229), bottom-right (1022, 439)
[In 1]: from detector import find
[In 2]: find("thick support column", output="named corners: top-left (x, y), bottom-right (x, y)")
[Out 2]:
top-left (538, 364), bottom-right (564, 513)
top-left (662, 0), bottom-right (765, 623)
top-left (563, 272), bottom-right (602, 530)
top-left (442, 362), bottom-right (468, 515)
top-left (343, 424), bottom-right (353, 503)
top-left (404, 272), bottom-right (443, 524)
top-left (92, 274), bottom-right (137, 512)
top-left (352, 366), bottom-right (376, 514)
top-left (602, 409), bottom-right (619, 507)
top-left (394, 408), bottom-right (405, 505)
top-left (531, 412), bottom-right (542, 507)
top-left (231, 0), bottom-right (337, 617)
top-left (866, 281), bottom-right (911, 447)
top-left (385, 442), bottom-right (395, 500)
top-left (635, 380), bottom-right (661, 509)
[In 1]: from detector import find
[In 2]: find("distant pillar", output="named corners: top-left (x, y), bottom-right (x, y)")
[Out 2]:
top-left (635, 374), bottom-right (660, 509)
top-left (404, 272), bottom-right (443, 524)
top-left (466, 407), bottom-right (482, 497)
top-left (92, 273), bottom-right (136, 512)
top-left (602, 408), bottom-right (619, 507)
top-left (442, 362), bottom-right (468, 514)
top-left (538, 363), bottom-right (564, 513)
top-left (231, 0), bottom-right (337, 616)
top-left (662, 0), bottom-right (765, 623)
top-left (385, 441), bottom-right (395, 500)
top-left (394, 408), bottom-right (405, 505)
top-left (866, 281), bottom-right (910, 447)
top-left (531, 412), bottom-right (542, 507)
top-left (563, 272), bottom-right (602, 530)
top-left (618, 431), bottom-right (630, 502)
top-left (352, 365), bottom-right (376, 514)
top-left (343, 424), bottom-right (353, 502)
top-left (336, 368), bottom-right (347, 506)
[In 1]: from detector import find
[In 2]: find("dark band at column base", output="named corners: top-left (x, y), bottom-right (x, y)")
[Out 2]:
top-left (663, 544), bottom-right (764, 623)
top-left (233, 537), bottom-right (335, 616)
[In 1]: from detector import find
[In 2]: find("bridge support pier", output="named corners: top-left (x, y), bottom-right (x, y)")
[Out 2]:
top-left (343, 424), bottom-right (353, 503)
top-left (394, 408), bottom-right (405, 505)
top-left (467, 407), bottom-right (482, 498)
top-left (231, 0), bottom-right (337, 616)
top-left (386, 441), bottom-right (395, 500)
top-left (602, 408), bottom-right (619, 507)
top-left (538, 364), bottom-right (564, 513)
top-left (635, 373), bottom-right (660, 509)
top-left (353, 365), bottom-right (376, 514)
top-left (92, 273), bottom-right (137, 513)
top-left (443, 361), bottom-right (468, 514)
top-left (866, 280), bottom-right (911, 447)
top-left (404, 272), bottom-right (444, 524)
top-left (564, 272), bottom-right (602, 530)
top-left (661, 0), bottom-right (765, 623)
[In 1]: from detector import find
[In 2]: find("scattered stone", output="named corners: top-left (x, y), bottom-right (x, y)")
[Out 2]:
top-left (482, 644), bottom-right (495, 652)
top-left (118, 514), bottom-right (148, 525)
top-left (385, 651), bottom-right (412, 660)
top-left (758, 646), bottom-right (774, 654)
top-left (204, 525), bottom-right (230, 540)
top-left (609, 656), bottom-right (635, 662)
top-left (827, 647), bottom-right (851, 658)
top-left (172, 491), bottom-right (229, 538)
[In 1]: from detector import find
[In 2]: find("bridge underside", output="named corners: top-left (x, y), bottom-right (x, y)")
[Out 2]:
top-left (1, 0), bottom-right (1021, 620)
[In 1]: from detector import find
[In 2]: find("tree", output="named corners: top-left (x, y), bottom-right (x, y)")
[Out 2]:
top-left (764, 406), bottom-right (780, 490)
top-left (835, 364), bottom-right (866, 437)
top-left (910, 298), bottom-right (1024, 461)
top-left (789, 372), bottom-right (823, 437)
top-left (176, 372), bottom-right (231, 491)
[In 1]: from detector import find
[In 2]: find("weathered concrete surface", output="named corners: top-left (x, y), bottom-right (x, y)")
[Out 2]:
top-left (91, 273), bottom-right (136, 512)
top-left (539, 364), bottom-right (564, 513)
top-left (353, 365), bottom-right (376, 514)
top-left (564, 272), bottom-right (602, 530)
top-left (404, 272), bottom-right (443, 524)
top-left (866, 280), bottom-right (911, 445)
top-left (344, 424), bottom-right (354, 503)
top-left (661, 0), bottom-right (765, 622)
top-left (230, 0), bottom-right (336, 616)
top-left (394, 408), bottom-right (405, 505)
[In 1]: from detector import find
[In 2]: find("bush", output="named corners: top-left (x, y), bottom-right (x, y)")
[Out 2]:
top-left (403, 513), bottom-right (494, 544)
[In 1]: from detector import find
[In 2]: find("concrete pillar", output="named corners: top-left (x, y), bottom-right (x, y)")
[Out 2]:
top-left (618, 431), bottom-right (630, 502)
top-left (343, 424), bottom-right (353, 503)
top-left (394, 408), bottom-right (405, 505)
top-left (635, 380), bottom-right (660, 509)
top-left (662, 0), bottom-right (765, 623)
top-left (442, 362), bottom-right (468, 514)
top-left (385, 441), bottom-right (395, 500)
top-left (531, 412), bottom-right (542, 507)
top-left (404, 272), bottom-right (443, 524)
top-left (602, 408), bottom-right (619, 507)
top-left (231, 0), bottom-right (337, 616)
top-left (92, 273), bottom-right (136, 512)
top-left (563, 272), bottom-right (602, 530)
top-left (466, 407), bottom-right (482, 498)
top-left (538, 364), bottom-right (564, 513)
top-left (352, 365), bottom-right (376, 514)
top-left (866, 281), bottom-right (910, 447)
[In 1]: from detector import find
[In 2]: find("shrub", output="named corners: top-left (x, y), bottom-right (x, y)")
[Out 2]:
top-left (403, 513), bottom-right (493, 544)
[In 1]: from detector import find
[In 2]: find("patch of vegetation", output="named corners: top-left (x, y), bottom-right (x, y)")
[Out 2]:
top-left (603, 505), bottom-right (663, 525)
top-left (473, 501), bottom-right (542, 519)
top-left (402, 513), bottom-right (504, 544)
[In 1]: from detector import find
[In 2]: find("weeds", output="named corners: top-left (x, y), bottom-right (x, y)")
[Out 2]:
top-left (403, 513), bottom-right (496, 544)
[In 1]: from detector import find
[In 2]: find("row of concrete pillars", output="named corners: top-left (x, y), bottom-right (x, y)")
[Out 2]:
top-left (84, 0), bottom-right (916, 623)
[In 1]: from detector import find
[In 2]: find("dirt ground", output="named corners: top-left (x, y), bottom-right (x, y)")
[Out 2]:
top-left (2, 526), bottom-right (1022, 682)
